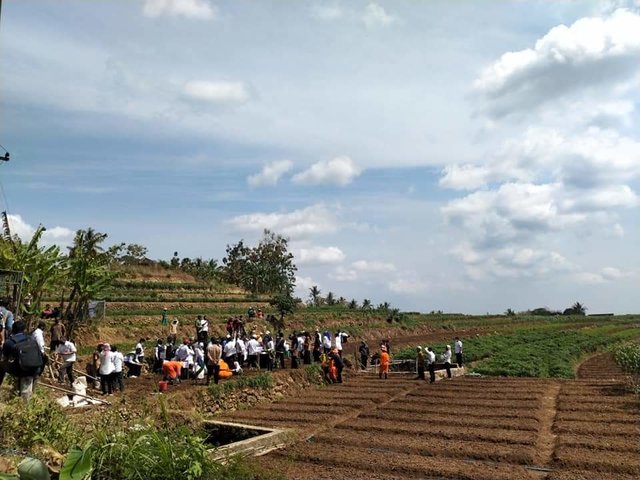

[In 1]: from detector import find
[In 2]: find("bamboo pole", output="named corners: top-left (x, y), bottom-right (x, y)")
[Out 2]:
top-left (49, 356), bottom-right (99, 381)
top-left (38, 381), bottom-right (111, 405)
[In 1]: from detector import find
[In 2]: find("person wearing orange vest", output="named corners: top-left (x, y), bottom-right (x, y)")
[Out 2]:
top-left (379, 345), bottom-right (390, 379)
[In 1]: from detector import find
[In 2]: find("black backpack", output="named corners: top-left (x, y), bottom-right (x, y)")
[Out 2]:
top-left (15, 336), bottom-right (44, 372)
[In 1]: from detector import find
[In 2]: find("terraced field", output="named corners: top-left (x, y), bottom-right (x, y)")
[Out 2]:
top-left (218, 353), bottom-right (638, 480)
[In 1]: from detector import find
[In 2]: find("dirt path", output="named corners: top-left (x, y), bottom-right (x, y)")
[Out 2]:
top-left (535, 383), bottom-right (560, 468)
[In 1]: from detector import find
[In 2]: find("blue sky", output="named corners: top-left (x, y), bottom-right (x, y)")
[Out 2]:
top-left (1, 0), bottom-right (640, 314)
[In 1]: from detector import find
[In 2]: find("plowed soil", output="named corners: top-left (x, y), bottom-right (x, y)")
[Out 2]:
top-left (214, 352), bottom-right (638, 480)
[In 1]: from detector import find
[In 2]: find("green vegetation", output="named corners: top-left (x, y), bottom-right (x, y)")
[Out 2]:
top-left (614, 342), bottom-right (640, 374)
top-left (208, 373), bottom-right (274, 400)
top-left (395, 322), bottom-right (640, 378)
top-left (0, 395), bottom-right (281, 480)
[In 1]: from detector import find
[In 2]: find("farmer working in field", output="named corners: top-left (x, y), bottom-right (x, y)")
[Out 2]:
top-left (415, 346), bottom-right (426, 380)
top-left (379, 344), bottom-right (390, 380)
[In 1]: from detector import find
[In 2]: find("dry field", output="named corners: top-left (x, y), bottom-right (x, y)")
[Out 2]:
top-left (220, 353), bottom-right (639, 480)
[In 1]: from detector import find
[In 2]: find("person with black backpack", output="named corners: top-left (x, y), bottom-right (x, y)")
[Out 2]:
top-left (1, 320), bottom-right (44, 400)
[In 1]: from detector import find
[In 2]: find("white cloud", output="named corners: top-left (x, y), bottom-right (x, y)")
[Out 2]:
top-left (442, 127), bottom-right (640, 191)
top-left (296, 246), bottom-right (345, 266)
top-left (292, 156), bottom-right (363, 186)
top-left (7, 214), bottom-right (75, 248)
top-left (226, 204), bottom-right (338, 239)
top-left (474, 9), bottom-right (640, 117)
top-left (388, 275), bottom-right (430, 294)
top-left (352, 259), bottom-right (396, 273)
top-left (247, 160), bottom-right (293, 188)
top-left (451, 243), bottom-right (573, 280)
top-left (311, 4), bottom-right (343, 21)
top-left (328, 266), bottom-right (358, 282)
top-left (182, 81), bottom-right (250, 105)
top-left (143, 0), bottom-right (217, 20)
top-left (363, 3), bottom-right (396, 28)
top-left (573, 272), bottom-right (607, 285)
top-left (295, 275), bottom-right (318, 291)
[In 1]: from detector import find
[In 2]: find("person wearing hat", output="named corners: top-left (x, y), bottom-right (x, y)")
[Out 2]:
top-left (426, 347), bottom-right (436, 383)
top-left (443, 345), bottom-right (453, 380)
top-left (161, 308), bottom-right (169, 327)
top-left (379, 345), bottom-right (390, 380)
top-left (415, 346), bottom-right (426, 380)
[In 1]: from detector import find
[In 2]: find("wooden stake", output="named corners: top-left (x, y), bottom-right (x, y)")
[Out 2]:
top-left (38, 381), bottom-right (111, 405)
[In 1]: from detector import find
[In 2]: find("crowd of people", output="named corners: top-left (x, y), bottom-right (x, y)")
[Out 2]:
top-left (0, 303), bottom-right (465, 401)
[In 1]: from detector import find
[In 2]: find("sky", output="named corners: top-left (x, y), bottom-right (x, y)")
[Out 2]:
top-left (1, 0), bottom-right (639, 314)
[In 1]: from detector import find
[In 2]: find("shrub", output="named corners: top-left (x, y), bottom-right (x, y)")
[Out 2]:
top-left (0, 395), bottom-right (80, 454)
top-left (614, 343), bottom-right (640, 374)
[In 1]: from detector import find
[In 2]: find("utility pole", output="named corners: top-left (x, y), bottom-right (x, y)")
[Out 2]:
top-left (0, 0), bottom-right (9, 162)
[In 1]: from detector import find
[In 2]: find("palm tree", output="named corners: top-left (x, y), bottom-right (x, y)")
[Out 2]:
top-left (308, 285), bottom-right (322, 307)
top-left (362, 299), bottom-right (372, 310)
top-left (377, 301), bottom-right (390, 311)
top-left (572, 302), bottom-right (586, 315)
top-left (505, 308), bottom-right (515, 317)
top-left (348, 299), bottom-right (358, 309)
top-left (65, 228), bottom-right (115, 337)
top-left (338, 296), bottom-right (347, 306)
top-left (325, 291), bottom-right (336, 306)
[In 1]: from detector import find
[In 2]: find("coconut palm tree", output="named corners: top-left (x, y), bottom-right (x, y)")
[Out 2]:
top-left (325, 291), bottom-right (336, 306)
top-left (571, 302), bottom-right (586, 315)
top-left (362, 299), bottom-right (372, 310)
top-left (348, 299), bottom-right (358, 309)
top-left (308, 285), bottom-right (322, 307)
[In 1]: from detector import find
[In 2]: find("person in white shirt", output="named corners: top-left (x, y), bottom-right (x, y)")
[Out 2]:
top-left (247, 335), bottom-right (260, 369)
top-left (56, 337), bottom-right (77, 385)
top-left (198, 316), bottom-right (209, 344)
top-left (135, 338), bottom-right (145, 364)
top-left (223, 336), bottom-right (237, 366)
top-left (426, 347), bottom-right (436, 383)
top-left (265, 337), bottom-right (275, 371)
top-left (454, 337), bottom-right (463, 367)
top-left (32, 321), bottom-right (46, 354)
top-left (236, 336), bottom-right (247, 367)
top-left (442, 345), bottom-right (452, 380)
top-left (322, 331), bottom-right (332, 353)
top-left (334, 331), bottom-right (342, 355)
top-left (99, 344), bottom-right (115, 395)
top-left (111, 345), bottom-right (125, 392)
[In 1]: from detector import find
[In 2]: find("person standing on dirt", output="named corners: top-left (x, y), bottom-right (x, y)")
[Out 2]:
top-left (153, 339), bottom-right (166, 373)
top-left (99, 344), bottom-right (115, 395)
top-left (200, 315), bottom-right (210, 344)
top-left (359, 341), bottom-right (369, 370)
top-left (161, 307), bottom-right (169, 328)
top-left (330, 348), bottom-right (344, 383)
top-left (303, 333), bottom-right (312, 365)
top-left (442, 345), bottom-right (453, 380)
top-left (169, 319), bottom-right (179, 345)
top-left (322, 330), bottom-right (332, 354)
top-left (111, 345), bottom-right (125, 392)
top-left (135, 338), bottom-right (145, 365)
top-left (415, 346), bottom-right (426, 380)
top-left (426, 347), bottom-right (436, 383)
top-left (32, 321), bottom-right (46, 355)
top-left (223, 335), bottom-right (237, 367)
top-left (379, 345), bottom-right (390, 380)
top-left (454, 337), bottom-right (463, 367)
top-left (50, 318), bottom-right (66, 351)
top-left (313, 329), bottom-right (322, 362)
top-left (247, 334), bottom-right (260, 369)
top-left (275, 332), bottom-right (286, 369)
top-left (206, 337), bottom-right (222, 385)
top-left (56, 336), bottom-right (77, 386)
top-left (2, 320), bottom-right (44, 400)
